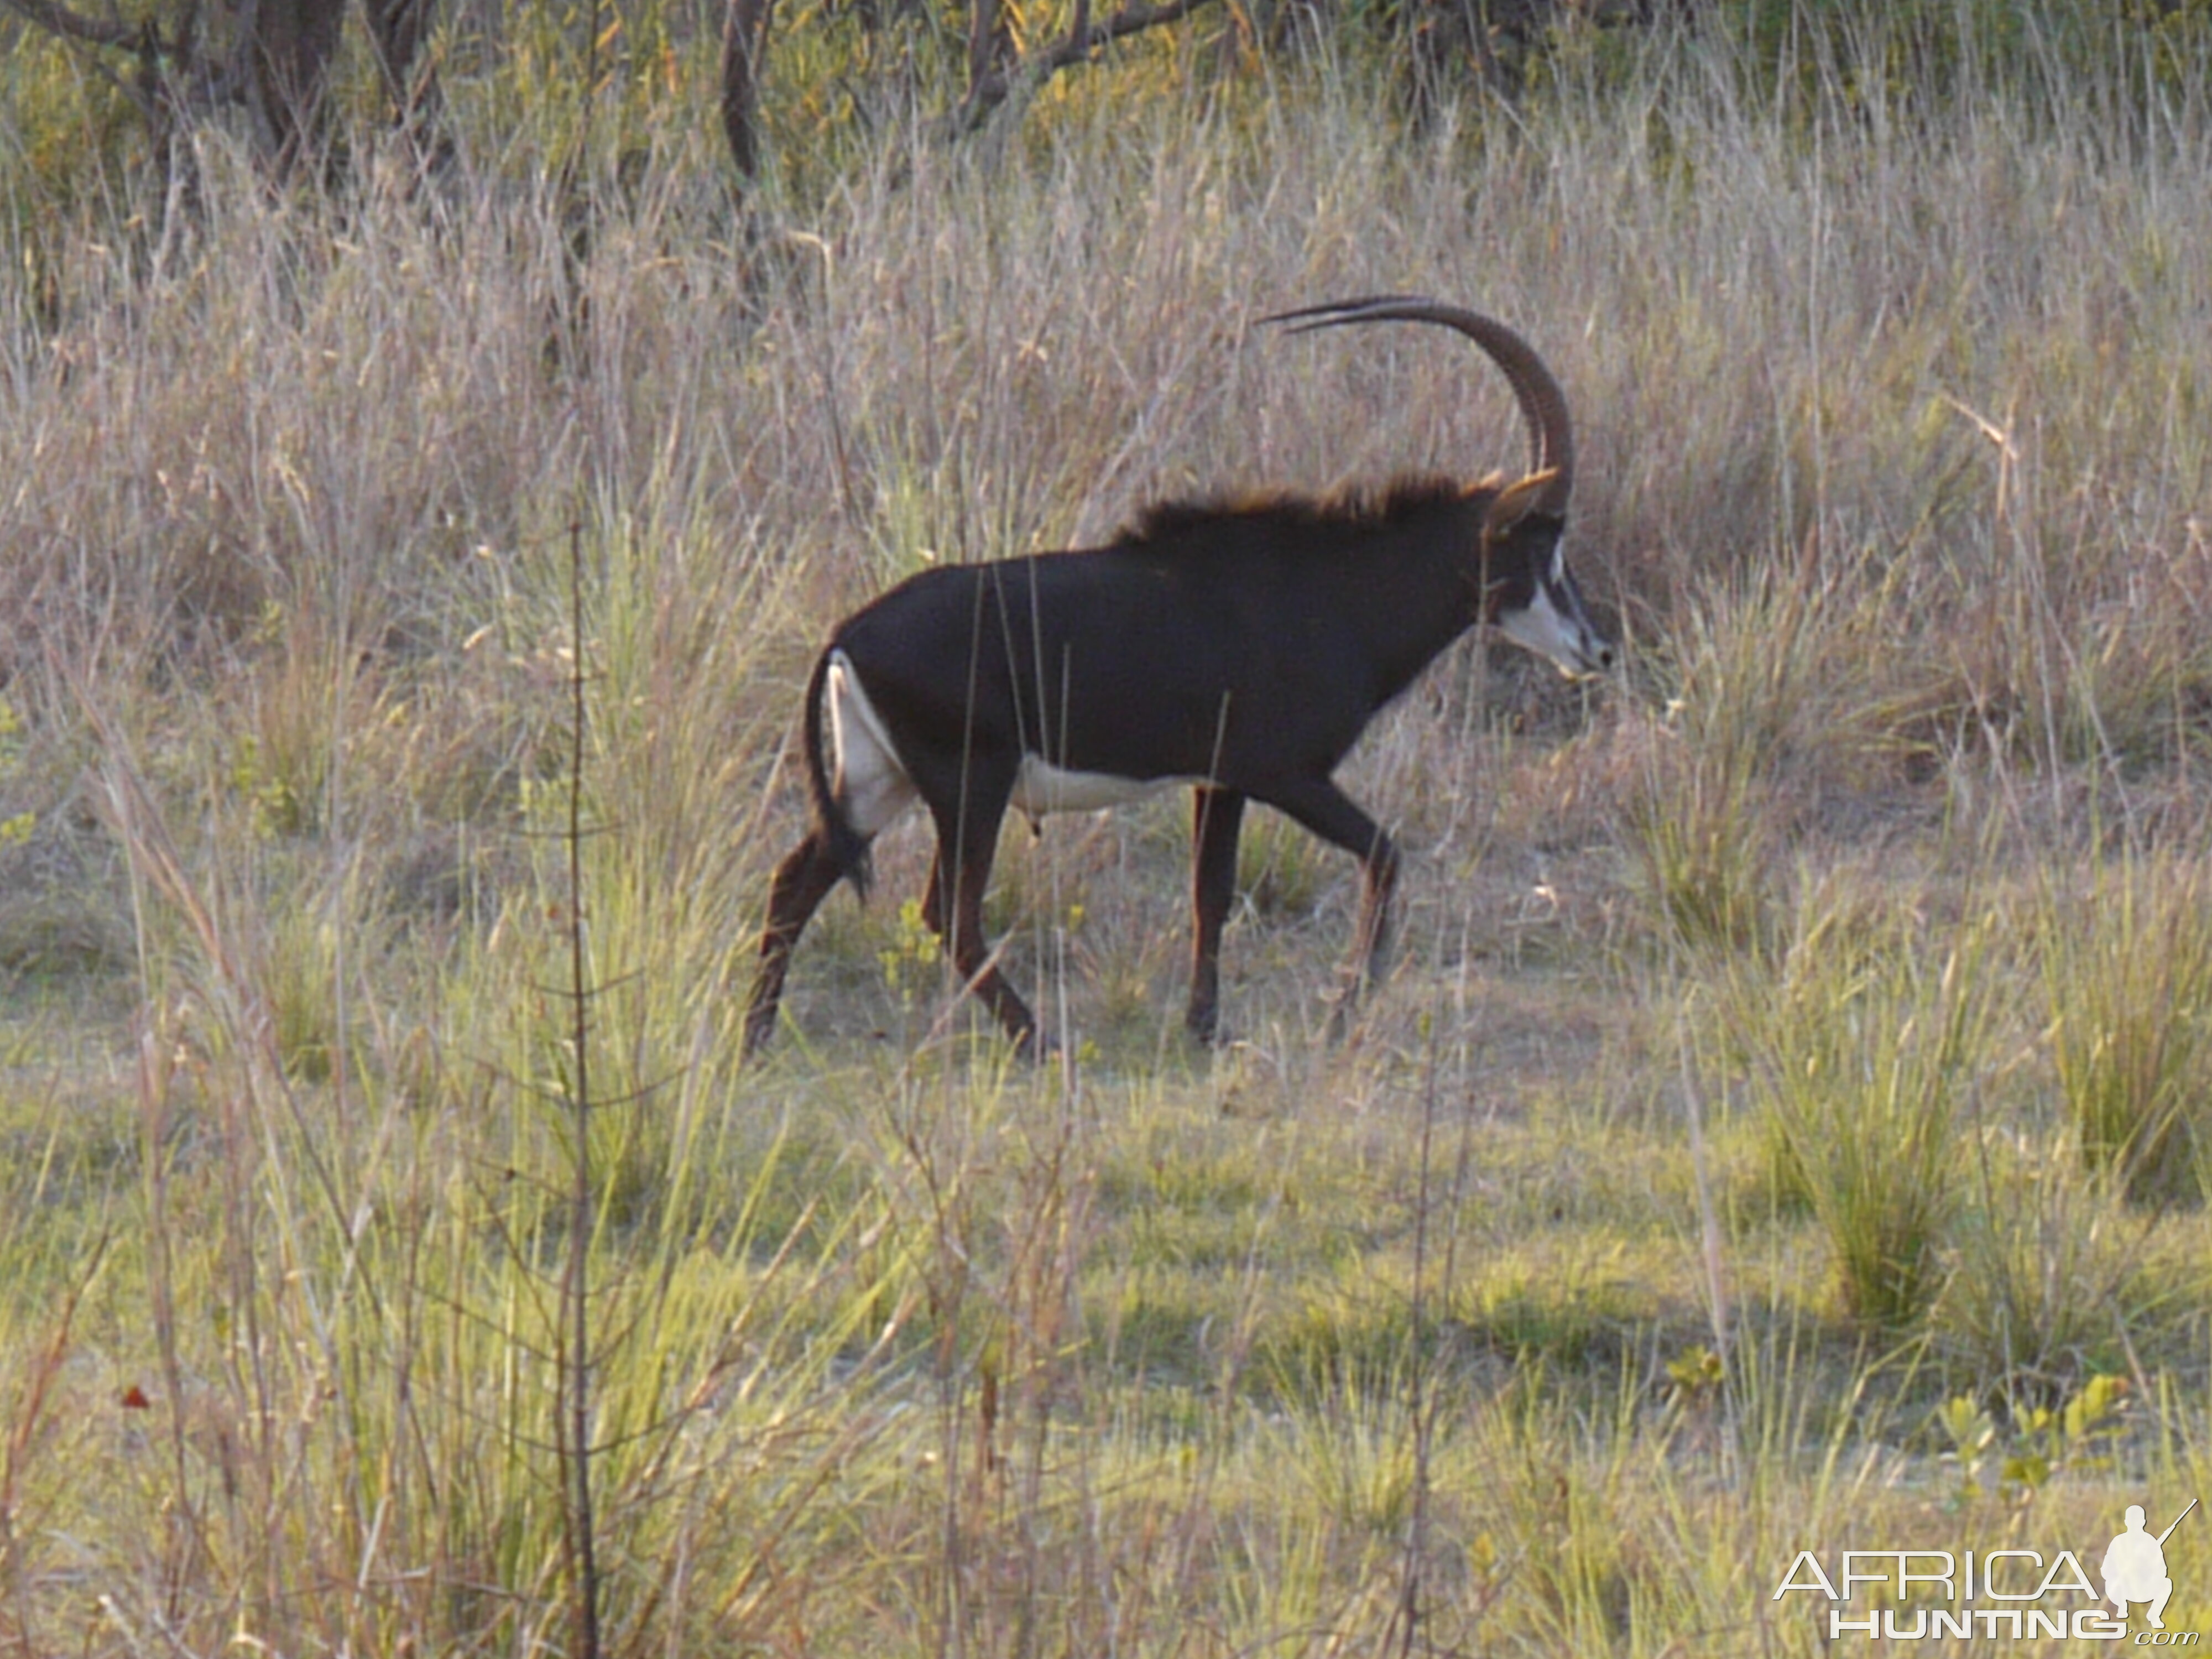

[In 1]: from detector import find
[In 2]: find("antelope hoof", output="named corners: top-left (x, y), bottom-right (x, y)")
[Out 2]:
top-left (1011, 1025), bottom-right (1062, 1065)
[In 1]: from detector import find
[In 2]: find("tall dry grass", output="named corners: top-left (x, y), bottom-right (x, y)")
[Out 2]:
top-left (1, 6), bottom-right (2210, 1653)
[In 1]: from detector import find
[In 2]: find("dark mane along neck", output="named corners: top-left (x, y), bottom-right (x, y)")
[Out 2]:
top-left (1121, 473), bottom-right (1473, 550)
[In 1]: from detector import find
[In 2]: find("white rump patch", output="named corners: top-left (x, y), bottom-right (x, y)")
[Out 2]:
top-left (826, 651), bottom-right (919, 837)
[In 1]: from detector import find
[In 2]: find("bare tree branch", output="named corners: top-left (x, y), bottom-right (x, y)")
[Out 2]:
top-left (4, 0), bottom-right (382, 180)
top-left (366, 0), bottom-right (444, 138)
top-left (0, 0), bottom-right (145, 51)
top-left (720, 0), bottom-right (777, 182)
top-left (952, 0), bottom-right (1223, 134)
top-left (0, 0), bottom-right (169, 136)
top-left (961, 0), bottom-right (1014, 121)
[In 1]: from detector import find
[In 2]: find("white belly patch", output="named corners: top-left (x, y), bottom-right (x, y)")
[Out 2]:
top-left (826, 650), bottom-right (1188, 833)
top-left (1009, 759), bottom-right (1176, 817)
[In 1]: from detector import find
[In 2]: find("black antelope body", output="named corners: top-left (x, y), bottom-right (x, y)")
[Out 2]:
top-left (743, 296), bottom-right (1611, 1058)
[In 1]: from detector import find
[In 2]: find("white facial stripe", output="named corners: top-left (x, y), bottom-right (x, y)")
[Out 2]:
top-left (826, 651), bottom-right (919, 837)
top-left (1499, 585), bottom-right (1603, 676)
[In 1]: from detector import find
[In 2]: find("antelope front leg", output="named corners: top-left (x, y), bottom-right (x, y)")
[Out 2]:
top-left (1260, 777), bottom-right (1399, 1043)
top-left (1328, 833), bottom-right (1401, 1041)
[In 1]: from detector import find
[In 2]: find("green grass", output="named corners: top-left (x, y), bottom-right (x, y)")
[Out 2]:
top-left (3, 2), bottom-right (2212, 1652)
top-left (2042, 850), bottom-right (2212, 1207)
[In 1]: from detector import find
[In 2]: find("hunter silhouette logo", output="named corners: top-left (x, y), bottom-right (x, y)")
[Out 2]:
top-left (2105, 1500), bottom-right (2195, 1631)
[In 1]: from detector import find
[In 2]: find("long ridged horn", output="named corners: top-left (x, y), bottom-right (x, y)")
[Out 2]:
top-left (1261, 296), bottom-right (1575, 519)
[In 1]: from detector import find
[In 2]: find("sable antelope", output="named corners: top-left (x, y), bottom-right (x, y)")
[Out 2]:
top-left (743, 296), bottom-right (1611, 1058)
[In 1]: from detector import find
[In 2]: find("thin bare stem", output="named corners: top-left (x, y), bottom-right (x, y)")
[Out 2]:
top-left (562, 518), bottom-right (603, 1659)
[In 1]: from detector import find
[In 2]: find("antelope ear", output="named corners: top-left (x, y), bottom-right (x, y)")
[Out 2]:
top-left (1483, 469), bottom-right (1561, 539)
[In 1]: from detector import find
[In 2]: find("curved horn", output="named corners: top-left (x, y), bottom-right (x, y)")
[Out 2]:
top-left (1261, 296), bottom-right (1575, 518)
